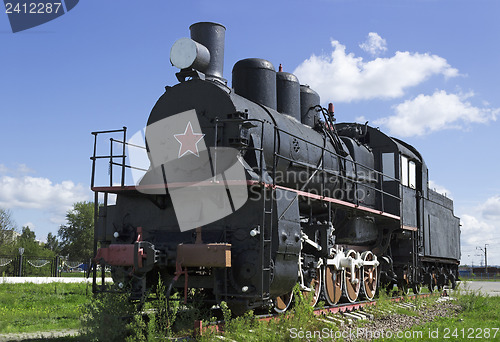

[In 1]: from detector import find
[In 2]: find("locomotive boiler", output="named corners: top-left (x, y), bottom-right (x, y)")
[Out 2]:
top-left (91, 22), bottom-right (461, 314)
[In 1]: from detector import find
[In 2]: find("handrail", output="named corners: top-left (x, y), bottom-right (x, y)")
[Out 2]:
top-left (272, 123), bottom-right (401, 213)
top-left (90, 127), bottom-right (127, 188)
top-left (90, 114), bottom-right (401, 213)
top-left (91, 127), bottom-right (148, 188)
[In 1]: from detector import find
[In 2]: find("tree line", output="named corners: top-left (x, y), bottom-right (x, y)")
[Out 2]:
top-left (0, 201), bottom-right (94, 261)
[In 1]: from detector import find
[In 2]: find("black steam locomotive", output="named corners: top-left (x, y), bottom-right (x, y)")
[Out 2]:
top-left (91, 22), bottom-right (460, 314)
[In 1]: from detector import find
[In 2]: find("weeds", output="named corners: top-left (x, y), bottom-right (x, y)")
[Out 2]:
top-left (80, 277), bottom-right (215, 341)
top-left (80, 289), bottom-right (135, 341)
top-left (200, 284), bottom-right (338, 342)
top-left (455, 282), bottom-right (489, 312)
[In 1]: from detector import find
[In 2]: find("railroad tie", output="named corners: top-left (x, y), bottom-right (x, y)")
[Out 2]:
top-left (324, 315), bottom-right (347, 326)
top-left (343, 312), bottom-right (365, 321)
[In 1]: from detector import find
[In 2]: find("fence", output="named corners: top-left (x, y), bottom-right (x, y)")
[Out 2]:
top-left (459, 273), bottom-right (500, 281)
top-left (0, 255), bottom-right (88, 277)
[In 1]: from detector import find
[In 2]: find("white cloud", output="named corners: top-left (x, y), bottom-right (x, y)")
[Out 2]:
top-left (359, 32), bottom-right (387, 56)
top-left (480, 196), bottom-right (500, 221)
top-left (355, 115), bottom-right (369, 123)
top-left (375, 90), bottom-right (499, 137)
top-left (460, 214), bottom-right (495, 248)
top-left (293, 39), bottom-right (458, 103)
top-left (0, 175), bottom-right (89, 221)
top-left (459, 195), bottom-right (500, 265)
top-left (0, 163), bottom-right (36, 175)
top-left (428, 180), bottom-right (452, 199)
top-left (17, 164), bottom-right (35, 174)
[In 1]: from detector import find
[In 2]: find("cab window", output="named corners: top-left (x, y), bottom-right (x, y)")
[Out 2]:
top-left (382, 153), bottom-right (395, 181)
top-left (401, 155), bottom-right (408, 186)
top-left (409, 161), bottom-right (416, 189)
top-left (400, 155), bottom-right (416, 189)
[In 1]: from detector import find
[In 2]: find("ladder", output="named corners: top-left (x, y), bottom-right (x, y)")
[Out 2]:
top-left (259, 126), bottom-right (278, 300)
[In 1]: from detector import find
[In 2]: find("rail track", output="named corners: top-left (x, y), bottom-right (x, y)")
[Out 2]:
top-left (194, 290), bottom-right (448, 336)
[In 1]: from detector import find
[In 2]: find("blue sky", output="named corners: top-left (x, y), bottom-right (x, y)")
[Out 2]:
top-left (1, 0), bottom-right (499, 265)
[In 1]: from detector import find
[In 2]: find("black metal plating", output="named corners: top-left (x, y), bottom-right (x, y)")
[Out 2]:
top-left (276, 71), bottom-right (301, 121)
top-left (300, 85), bottom-right (320, 127)
top-left (232, 58), bottom-right (277, 110)
top-left (189, 22), bottom-right (226, 81)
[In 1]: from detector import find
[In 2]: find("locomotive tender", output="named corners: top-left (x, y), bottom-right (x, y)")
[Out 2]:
top-left (91, 22), bottom-right (460, 313)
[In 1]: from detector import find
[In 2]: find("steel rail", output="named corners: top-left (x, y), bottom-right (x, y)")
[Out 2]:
top-left (194, 292), bottom-right (438, 336)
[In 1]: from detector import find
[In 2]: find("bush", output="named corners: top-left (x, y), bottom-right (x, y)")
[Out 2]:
top-left (80, 290), bottom-right (135, 342)
top-left (81, 277), bottom-right (215, 341)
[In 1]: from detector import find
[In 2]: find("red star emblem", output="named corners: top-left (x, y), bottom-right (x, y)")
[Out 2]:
top-left (174, 121), bottom-right (205, 158)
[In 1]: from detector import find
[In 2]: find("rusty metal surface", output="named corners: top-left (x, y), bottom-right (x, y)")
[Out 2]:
top-left (177, 243), bottom-right (231, 267)
top-left (95, 244), bottom-right (134, 266)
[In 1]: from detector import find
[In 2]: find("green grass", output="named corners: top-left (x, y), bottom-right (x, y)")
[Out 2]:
top-left (0, 336), bottom-right (82, 342)
top-left (0, 280), bottom-right (497, 341)
top-left (370, 292), bottom-right (500, 341)
top-left (0, 282), bottom-right (91, 334)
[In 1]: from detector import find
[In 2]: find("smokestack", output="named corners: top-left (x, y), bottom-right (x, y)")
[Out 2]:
top-left (189, 22), bottom-right (226, 81)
